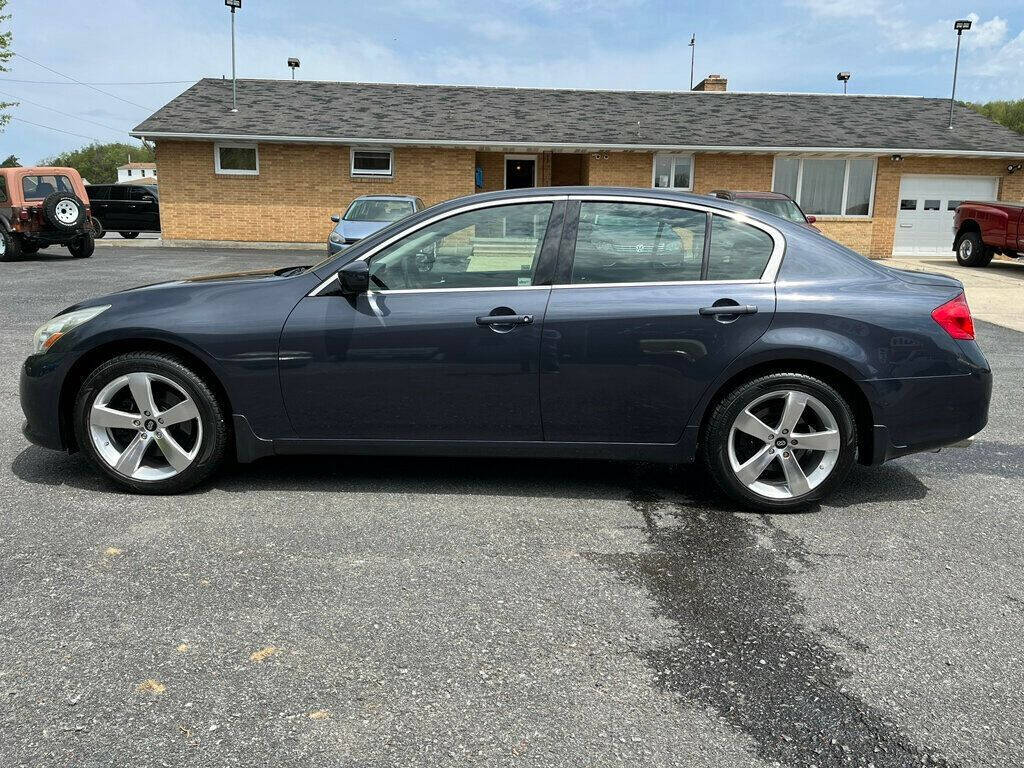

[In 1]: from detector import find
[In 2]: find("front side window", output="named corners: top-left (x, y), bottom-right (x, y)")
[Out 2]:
top-left (367, 202), bottom-right (552, 291)
top-left (773, 156), bottom-right (876, 217)
top-left (571, 202), bottom-right (706, 284)
top-left (351, 149), bottom-right (394, 177)
top-left (652, 154), bottom-right (693, 190)
top-left (0, 176), bottom-right (8, 203)
top-left (215, 143), bottom-right (259, 175)
top-left (22, 174), bottom-right (74, 200)
top-left (344, 199), bottom-right (414, 222)
top-left (707, 215), bottom-right (775, 281)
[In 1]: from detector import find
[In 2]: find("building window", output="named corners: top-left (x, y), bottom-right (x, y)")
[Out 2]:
top-left (773, 156), bottom-right (876, 217)
top-left (214, 143), bottom-right (259, 175)
top-left (652, 154), bottom-right (693, 190)
top-left (351, 148), bottom-right (394, 177)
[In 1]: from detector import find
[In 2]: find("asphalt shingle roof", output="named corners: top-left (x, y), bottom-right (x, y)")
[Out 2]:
top-left (132, 78), bottom-right (1024, 155)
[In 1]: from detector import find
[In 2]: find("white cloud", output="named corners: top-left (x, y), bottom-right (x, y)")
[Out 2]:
top-left (887, 13), bottom-right (1008, 51)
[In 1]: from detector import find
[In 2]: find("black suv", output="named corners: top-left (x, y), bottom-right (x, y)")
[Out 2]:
top-left (86, 184), bottom-right (161, 239)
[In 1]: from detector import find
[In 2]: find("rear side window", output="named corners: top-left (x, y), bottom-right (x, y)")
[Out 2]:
top-left (22, 174), bottom-right (75, 200)
top-left (87, 185), bottom-right (108, 200)
top-left (108, 186), bottom-right (128, 201)
top-left (0, 176), bottom-right (7, 203)
top-left (571, 202), bottom-right (706, 284)
top-left (706, 216), bottom-right (775, 281)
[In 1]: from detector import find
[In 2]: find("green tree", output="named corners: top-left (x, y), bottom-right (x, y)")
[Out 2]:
top-left (1, 153), bottom-right (17, 167)
top-left (0, 0), bottom-right (13, 130)
top-left (966, 99), bottom-right (1024, 136)
top-left (41, 141), bottom-right (155, 184)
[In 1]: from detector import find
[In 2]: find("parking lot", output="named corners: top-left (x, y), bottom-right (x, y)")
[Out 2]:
top-left (2, 244), bottom-right (1022, 767)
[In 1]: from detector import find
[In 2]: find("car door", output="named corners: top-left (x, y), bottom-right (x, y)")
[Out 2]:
top-left (102, 185), bottom-right (130, 230)
top-left (279, 198), bottom-right (564, 441)
top-left (129, 186), bottom-right (159, 230)
top-left (539, 197), bottom-right (779, 444)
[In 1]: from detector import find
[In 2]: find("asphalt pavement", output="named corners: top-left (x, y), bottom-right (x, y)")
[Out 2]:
top-left (1, 244), bottom-right (1022, 767)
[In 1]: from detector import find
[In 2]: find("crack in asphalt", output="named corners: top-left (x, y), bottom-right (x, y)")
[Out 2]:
top-left (584, 489), bottom-right (959, 768)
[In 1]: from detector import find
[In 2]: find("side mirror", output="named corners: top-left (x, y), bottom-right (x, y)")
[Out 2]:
top-left (330, 214), bottom-right (341, 223)
top-left (806, 215), bottom-right (817, 224)
top-left (337, 260), bottom-right (369, 295)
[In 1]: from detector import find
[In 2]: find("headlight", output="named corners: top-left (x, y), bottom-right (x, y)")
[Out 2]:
top-left (32, 305), bottom-right (110, 354)
top-left (329, 232), bottom-right (343, 245)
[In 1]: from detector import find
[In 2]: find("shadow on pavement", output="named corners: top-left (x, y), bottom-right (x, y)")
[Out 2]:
top-left (585, 489), bottom-right (959, 768)
top-left (14, 441), bottom-right (930, 508)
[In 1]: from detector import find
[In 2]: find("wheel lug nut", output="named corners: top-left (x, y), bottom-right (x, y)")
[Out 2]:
top-left (783, 451), bottom-right (790, 458)
top-left (769, 448), bottom-right (775, 454)
top-left (158, 417), bottom-right (164, 424)
top-left (782, 429), bottom-right (789, 434)
top-left (144, 410), bottom-right (151, 416)
top-left (791, 439), bottom-right (798, 445)
top-left (133, 420), bottom-right (140, 426)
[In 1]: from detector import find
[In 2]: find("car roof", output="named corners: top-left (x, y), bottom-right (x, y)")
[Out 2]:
top-left (714, 189), bottom-right (792, 200)
top-left (0, 166), bottom-right (80, 176)
top-left (350, 194), bottom-right (420, 202)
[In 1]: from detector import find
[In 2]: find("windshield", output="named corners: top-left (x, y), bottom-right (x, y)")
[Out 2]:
top-left (737, 197), bottom-right (807, 223)
top-left (344, 199), bottom-right (414, 222)
top-left (22, 174), bottom-right (75, 200)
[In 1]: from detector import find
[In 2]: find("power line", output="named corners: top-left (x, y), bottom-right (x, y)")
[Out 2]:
top-left (0, 88), bottom-right (133, 138)
top-left (8, 116), bottom-right (100, 142)
top-left (0, 77), bottom-right (194, 85)
top-left (13, 53), bottom-right (156, 111)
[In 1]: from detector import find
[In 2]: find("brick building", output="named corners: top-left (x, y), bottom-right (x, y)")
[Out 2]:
top-left (131, 76), bottom-right (1024, 257)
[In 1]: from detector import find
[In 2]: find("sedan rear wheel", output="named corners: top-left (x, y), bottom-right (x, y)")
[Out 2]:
top-left (74, 353), bottom-right (229, 493)
top-left (703, 373), bottom-right (857, 511)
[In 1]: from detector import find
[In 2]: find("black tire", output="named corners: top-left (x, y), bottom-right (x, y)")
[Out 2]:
top-left (68, 232), bottom-right (95, 258)
top-left (91, 217), bottom-right (106, 238)
top-left (0, 228), bottom-right (22, 262)
top-left (701, 372), bottom-right (857, 512)
top-left (955, 231), bottom-right (993, 267)
top-left (120, 231), bottom-right (140, 239)
top-left (73, 352), bottom-right (230, 494)
top-left (41, 192), bottom-right (87, 232)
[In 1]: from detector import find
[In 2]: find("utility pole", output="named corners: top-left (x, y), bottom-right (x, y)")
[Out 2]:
top-left (689, 34), bottom-right (696, 90)
top-left (226, 0), bottom-right (241, 112)
top-left (949, 19), bottom-right (972, 129)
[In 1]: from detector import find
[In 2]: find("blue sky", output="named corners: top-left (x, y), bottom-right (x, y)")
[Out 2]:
top-left (2, 0), bottom-right (1022, 163)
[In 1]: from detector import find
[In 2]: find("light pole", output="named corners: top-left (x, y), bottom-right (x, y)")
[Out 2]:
top-left (688, 34), bottom-right (695, 90)
top-left (225, 0), bottom-right (241, 112)
top-left (837, 72), bottom-right (851, 94)
top-left (288, 58), bottom-right (300, 80)
top-left (949, 19), bottom-right (972, 129)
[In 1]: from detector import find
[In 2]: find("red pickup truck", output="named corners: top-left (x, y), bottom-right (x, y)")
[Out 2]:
top-left (952, 201), bottom-right (1024, 267)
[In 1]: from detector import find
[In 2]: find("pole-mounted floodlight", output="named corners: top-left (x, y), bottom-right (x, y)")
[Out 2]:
top-left (837, 71), bottom-right (851, 95)
top-left (288, 58), bottom-right (300, 80)
top-left (688, 35), bottom-right (695, 91)
top-left (949, 20), bottom-right (971, 128)
top-left (225, 0), bottom-right (241, 112)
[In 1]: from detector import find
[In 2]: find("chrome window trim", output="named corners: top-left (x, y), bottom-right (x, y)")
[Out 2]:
top-left (309, 193), bottom-right (786, 296)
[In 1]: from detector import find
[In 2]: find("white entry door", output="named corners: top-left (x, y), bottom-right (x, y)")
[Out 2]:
top-left (893, 175), bottom-right (998, 256)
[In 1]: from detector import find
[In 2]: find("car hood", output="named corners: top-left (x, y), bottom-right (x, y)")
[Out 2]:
top-left (334, 220), bottom-right (391, 240)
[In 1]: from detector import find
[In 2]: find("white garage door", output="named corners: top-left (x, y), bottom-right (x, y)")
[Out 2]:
top-left (893, 175), bottom-right (998, 256)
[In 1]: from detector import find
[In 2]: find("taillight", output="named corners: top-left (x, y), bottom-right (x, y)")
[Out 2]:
top-left (931, 292), bottom-right (975, 340)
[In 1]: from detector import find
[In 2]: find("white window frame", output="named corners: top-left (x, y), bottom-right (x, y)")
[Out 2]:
top-left (214, 142), bottom-right (259, 176)
top-left (351, 147), bottom-right (394, 178)
top-left (771, 155), bottom-right (877, 218)
top-left (651, 153), bottom-right (695, 191)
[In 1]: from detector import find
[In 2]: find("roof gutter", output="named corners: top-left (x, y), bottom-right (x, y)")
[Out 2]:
top-left (129, 130), bottom-right (1024, 159)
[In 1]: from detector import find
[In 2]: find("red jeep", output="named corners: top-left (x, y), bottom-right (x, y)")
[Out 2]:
top-left (952, 200), bottom-right (1024, 267)
top-left (0, 166), bottom-right (95, 261)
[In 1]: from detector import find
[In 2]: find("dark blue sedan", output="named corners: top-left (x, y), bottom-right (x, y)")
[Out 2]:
top-left (19, 187), bottom-right (991, 511)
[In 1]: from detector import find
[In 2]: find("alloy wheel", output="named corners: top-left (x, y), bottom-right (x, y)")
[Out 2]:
top-left (959, 239), bottom-right (972, 259)
top-left (727, 389), bottom-right (842, 500)
top-left (88, 372), bottom-right (202, 481)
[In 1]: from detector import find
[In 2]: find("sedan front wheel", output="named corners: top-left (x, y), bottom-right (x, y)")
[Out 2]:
top-left (702, 373), bottom-right (857, 511)
top-left (73, 352), bottom-right (229, 493)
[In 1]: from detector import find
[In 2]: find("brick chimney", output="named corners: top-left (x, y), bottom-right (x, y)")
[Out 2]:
top-left (693, 74), bottom-right (727, 92)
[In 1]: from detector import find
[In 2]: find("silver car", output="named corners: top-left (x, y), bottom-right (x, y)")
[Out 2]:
top-left (328, 194), bottom-right (424, 255)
